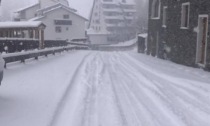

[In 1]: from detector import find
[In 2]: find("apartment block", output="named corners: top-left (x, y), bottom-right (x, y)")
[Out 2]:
top-left (88, 0), bottom-right (136, 44)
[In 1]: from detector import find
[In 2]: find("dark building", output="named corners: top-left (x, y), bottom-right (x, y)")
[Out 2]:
top-left (147, 0), bottom-right (210, 69)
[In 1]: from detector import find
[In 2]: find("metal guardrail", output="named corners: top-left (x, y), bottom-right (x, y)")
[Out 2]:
top-left (89, 42), bottom-right (137, 51)
top-left (1, 40), bottom-right (136, 68)
top-left (0, 39), bottom-right (68, 53)
top-left (2, 45), bottom-right (89, 68)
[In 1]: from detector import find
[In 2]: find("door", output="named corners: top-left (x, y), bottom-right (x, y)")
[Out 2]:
top-left (196, 15), bottom-right (208, 65)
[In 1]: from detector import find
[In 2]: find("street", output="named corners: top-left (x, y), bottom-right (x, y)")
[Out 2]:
top-left (0, 51), bottom-right (210, 126)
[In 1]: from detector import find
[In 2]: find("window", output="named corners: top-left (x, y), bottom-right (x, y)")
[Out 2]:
top-left (95, 20), bottom-right (100, 24)
top-left (122, 0), bottom-right (126, 3)
top-left (162, 6), bottom-right (167, 27)
top-left (54, 20), bottom-right (72, 25)
top-left (63, 14), bottom-right (69, 19)
top-left (151, 0), bottom-right (160, 19)
top-left (103, 0), bottom-right (112, 2)
top-left (181, 2), bottom-right (190, 28)
top-left (55, 26), bottom-right (62, 33)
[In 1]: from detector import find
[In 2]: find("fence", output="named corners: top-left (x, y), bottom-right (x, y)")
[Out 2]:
top-left (0, 39), bottom-right (68, 53)
top-left (89, 41), bottom-right (137, 51)
top-left (2, 45), bottom-right (89, 68)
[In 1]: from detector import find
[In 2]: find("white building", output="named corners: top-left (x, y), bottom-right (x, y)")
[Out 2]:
top-left (88, 0), bottom-right (137, 45)
top-left (14, 0), bottom-right (88, 41)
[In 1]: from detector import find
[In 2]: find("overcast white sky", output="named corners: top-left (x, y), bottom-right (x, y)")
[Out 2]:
top-left (68, 0), bottom-right (94, 18)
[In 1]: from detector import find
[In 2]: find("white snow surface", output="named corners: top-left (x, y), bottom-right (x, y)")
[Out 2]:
top-left (138, 33), bottom-right (148, 38)
top-left (110, 38), bottom-right (137, 47)
top-left (0, 51), bottom-right (210, 126)
top-left (0, 21), bottom-right (43, 28)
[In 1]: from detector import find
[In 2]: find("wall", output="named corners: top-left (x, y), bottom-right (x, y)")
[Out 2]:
top-left (148, 0), bottom-right (210, 68)
top-left (89, 0), bottom-right (107, 34)
top-left (147, 0), bottom-right (162, 57)
top-left (165, 0), bottom-right (196, 66)
top-left (38, 8), bottom-right (86, 41)
top-left (89, 34), bottom-right (108, 45)
top-left (24, 4), bottom-right (40, 20)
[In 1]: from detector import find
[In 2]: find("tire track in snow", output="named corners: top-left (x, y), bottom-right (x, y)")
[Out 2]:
top-left (80, 52), bottom-right (127, 126)
top-left (50, 51), bottom-right (210, 126)
top-left (106, 56), bottom-right (153, 126)
top-left (118, 52), bottom-right (210, 126)
top-left (106, 53), bottom-right (186, 126)
top-left (51, 52), bottom-right (125, 126)
top-left (101, 53), bottom-right (129, 126)
top-left (81, 53), bottom-right (103, 126)
top-left (49, 52), bottom-right (95, 126)
top-left (123, 53), bottom-right (210, 112)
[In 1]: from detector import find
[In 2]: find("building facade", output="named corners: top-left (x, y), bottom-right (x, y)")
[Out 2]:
top-left (88, 0), bottom-right (137, 45)
top-left (14, 0), bottom-right (87, 41)
top-left (147, 0), bottom-right (210, 69)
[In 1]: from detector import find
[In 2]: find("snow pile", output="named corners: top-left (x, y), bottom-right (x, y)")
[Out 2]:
top-left (109, 38), bottom-right (137, 47)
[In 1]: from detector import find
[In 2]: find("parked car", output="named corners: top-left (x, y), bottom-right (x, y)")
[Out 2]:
top-left (0, 54), bottom-right (5, 85)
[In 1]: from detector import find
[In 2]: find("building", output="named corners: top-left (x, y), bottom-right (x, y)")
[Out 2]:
top-left (88, 0), bottom-right (137, 45)
top-left (147, 0), bottom-right (210, 69)
top-left (0, 21), bottom-right (46, 49)
top-left (14, 0), bottom-right (88, 41)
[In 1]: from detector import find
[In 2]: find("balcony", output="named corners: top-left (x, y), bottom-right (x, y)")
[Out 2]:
top-left (123, 9), bottom-right (136, 13)
top-left (102, 0), bottom-right (117, 4)
top-left (103, 8), bottom-right (121, 13)
top-left (104, 15), bottom-right (124, 20)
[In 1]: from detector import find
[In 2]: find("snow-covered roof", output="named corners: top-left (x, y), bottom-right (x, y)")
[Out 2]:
top-left (15, 3), bottom-right (39, 12)
top-left (36, 3), bottom-right (88, 21)
top-left (138, 33), bottom-right (148, 38)
top-left (0, 21), bottom-right (45, 29)
top-left (37, 3), bottom-right (77, 13)
top-left (29, 16), bottom-right (45, 21)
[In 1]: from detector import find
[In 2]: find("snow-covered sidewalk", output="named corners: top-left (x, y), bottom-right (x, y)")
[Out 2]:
top-left (0, 51), bottom-right (210, 126)
top-left (0, 51), bottom-right (90, 126)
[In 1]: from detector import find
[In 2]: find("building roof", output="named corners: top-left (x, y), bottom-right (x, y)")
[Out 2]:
top-left (36, 3), bottom-right (88, 21)
top-left (138, 33), bottom-right (148, 38)
top-left (37, 3), bottom-right (77, 13)
top-left (29, 16), bottom-right (45, 21)
top-left (15, 3), bottom-right (39, 12)
top-left (0, 21), bottom-right (45, 29)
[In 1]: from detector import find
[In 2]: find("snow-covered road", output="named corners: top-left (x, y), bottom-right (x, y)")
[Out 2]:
top-left (1, 51), bottom-right (210, 126)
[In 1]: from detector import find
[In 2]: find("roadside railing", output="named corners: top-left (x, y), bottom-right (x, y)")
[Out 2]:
top-left (2, 45), bottom-right (89, 68)
top-left (89, 41), bottom-right (137, 51)
top-left (0, 39), bottom-right (68, 53)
